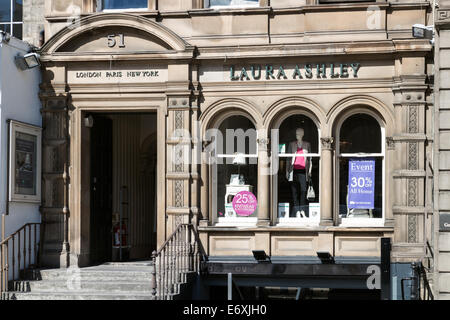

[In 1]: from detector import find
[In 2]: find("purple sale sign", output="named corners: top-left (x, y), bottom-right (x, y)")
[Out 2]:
top-left (348, 159), bottom-right (375, 209)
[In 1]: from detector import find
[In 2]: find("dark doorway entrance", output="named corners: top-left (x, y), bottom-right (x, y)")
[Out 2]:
top-left (90, 115), bottom-right (113, 264)
top-left (87, 112), bottom-right (157, 265)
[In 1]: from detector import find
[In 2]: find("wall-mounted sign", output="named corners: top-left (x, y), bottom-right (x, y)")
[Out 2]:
top-left (67, 67), bottom-right (168, 84)
top-left (229, 63), bottom-right (360, 81)
top-left (440, 214), bottom-right (450, 232)
top-left (9, 120), bottom-right (42, 203)
top-left (348, 159), bottom-right (375, 209)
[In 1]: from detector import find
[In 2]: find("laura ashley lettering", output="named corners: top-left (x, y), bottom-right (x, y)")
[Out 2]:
top-left (230, 63), bottom-right (361, 81)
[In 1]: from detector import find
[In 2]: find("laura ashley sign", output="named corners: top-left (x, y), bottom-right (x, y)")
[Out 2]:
top-left (68, 67), bottom-right (168, 84)
top-left (229, 63), bottom-right (360, 81)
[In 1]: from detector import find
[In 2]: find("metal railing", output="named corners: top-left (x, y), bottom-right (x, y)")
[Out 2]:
top-left (1, 222), bottom-right (41, 299)
top-left (401, 261), bottom-right (434, 300)
top-left (150, 224), bottom-right (202, 300)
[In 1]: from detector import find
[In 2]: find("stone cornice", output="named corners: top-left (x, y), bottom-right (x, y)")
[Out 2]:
top-left (42, 2), bottom-right (430, 20)
top-left (39, 52), bottom-right (195, 63)
top-left (196, 40), bottom-right (431, 60)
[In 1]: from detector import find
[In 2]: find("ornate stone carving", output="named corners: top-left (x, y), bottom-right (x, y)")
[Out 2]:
top-left (257, 138), bottom-right (269, 151)
top-left (438, 9), bottom-right (450, 21)
top-left (174, 215), bottom-right (183, 229)
top-left (174, 145), bottom-right (183, 172)
top-left (320, 137), bottom-right (334, 150)
top-left (175, 180), bottom-right (183, 207)
top-left (175, 110), bottom-right (183, 130)
top-left (408, 214), bottom-right (417, 243)
top-left (408, 143), bottom-right (418, 170)
top-left (409, 105), bottom-right (418, 134)
top-left (386, 137), bottom-right (395, 150)
top-left (407, 103), bottom-right (419, 242)
top-left (407, 178), bottom-right (418, 243)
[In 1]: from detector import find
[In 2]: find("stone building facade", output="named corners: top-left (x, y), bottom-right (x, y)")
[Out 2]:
top-left (22, 0), bottom-right (45, 47)
top-left (434, 0), bottom-right (450, 300)
top-left (36, 0), bottom-right (434, 298)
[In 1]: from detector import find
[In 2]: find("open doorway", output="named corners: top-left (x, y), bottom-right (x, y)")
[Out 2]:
top-left (87, 112), bottom-right (157, 265)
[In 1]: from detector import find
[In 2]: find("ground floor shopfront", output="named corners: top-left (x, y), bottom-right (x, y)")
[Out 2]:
top-left (37, 14), bottom-right (433, 299)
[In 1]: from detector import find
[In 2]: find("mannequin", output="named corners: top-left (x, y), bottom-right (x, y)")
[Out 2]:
top-left (286, 128), bottom-right (312, 218)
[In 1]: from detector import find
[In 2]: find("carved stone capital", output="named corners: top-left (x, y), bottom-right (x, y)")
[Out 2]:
top-left (257, 138), bottom-right (269, 151)
top-left (320, 137), bottom-right (334, 150)
top-left (386, 136), bottom-right (396, 150)
top-left (202, 140), bottom-right (212, 152)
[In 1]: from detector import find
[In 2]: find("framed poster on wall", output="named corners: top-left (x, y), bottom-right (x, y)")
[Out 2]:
top-left (9, 120), bottom-right (42, 203)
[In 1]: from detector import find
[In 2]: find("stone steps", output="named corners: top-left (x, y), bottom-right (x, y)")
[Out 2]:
top-left (11, 280), bottom-right (153, 293)
top-left (5, 261), bottom-right (191, 300)
top-left (7, 291), bottom-right (157, 300)
top-left (27, 268), bottom-right (155, 281)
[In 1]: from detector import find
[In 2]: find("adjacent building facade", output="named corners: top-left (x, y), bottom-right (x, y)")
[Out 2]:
top-left (0, 31), bottom-right (42, 254)
top-left (434, 0), bottom-right (450, 301)
top-left (30, 0), bottom-right (439, 299)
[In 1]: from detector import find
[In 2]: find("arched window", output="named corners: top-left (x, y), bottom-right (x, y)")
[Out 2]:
top-left (209, 115), bottom-right (258, 225)
top-left (101, 0), bottom-right (148, 10)
top-left (337, 113), bottom-right (384, 226)
top-left (274, 114), bottom-right (321, 225)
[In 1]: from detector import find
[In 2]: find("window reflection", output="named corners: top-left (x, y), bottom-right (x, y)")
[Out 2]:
top-left (276, 115), bottom-right (320, 223)
top-left (103, 0), bottom-right (147, 10)
top-left (338, 113), bottom-right (383, 220)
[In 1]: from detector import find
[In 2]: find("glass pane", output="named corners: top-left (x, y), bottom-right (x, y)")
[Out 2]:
top-left (209, 0), bottom-right (259, 7)
top-left (12, 23), bottom-right (21, 39)
top-left (13, 0), bottom-right (21, 21)
top-left (339, 114), bottom-right (381, 154)
top-left (277, 157), bottom-right (320, 218)
top-left (217, 115), bottom-right (256, 155)
top-left (0, 23), bottom-right (10, 34)
top-left (102, 0), bottom-right (147, 10)
top-left (214, 162), bottom-right (258, 219)
top-left (15, 131), bottom-right (37, 196)
top-left (278, 115), bottom-right (319, 154)
top-left (0, 0), bottom-right (11, 22)
top-left (339, 157), bottom-right (382, 219)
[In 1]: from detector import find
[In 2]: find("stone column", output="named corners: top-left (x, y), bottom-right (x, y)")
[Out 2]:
top-left (385, 137), bottom-right (396, 227)
top-left (257, 137), bottom-right (270, 226)
top-left (200, 144), bottom-right (210, 227)
top-left (320, 137), bottom-right (334, 226)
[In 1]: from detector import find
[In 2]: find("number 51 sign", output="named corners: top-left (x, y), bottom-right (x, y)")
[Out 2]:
top-left (348, 159), bottom-right (375, 209)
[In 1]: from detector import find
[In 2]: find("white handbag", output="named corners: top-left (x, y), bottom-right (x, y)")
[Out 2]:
top-left (307, 184), bottom-right (315, 201)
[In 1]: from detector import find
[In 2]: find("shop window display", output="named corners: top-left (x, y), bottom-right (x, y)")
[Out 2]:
top-left (211, 116), bottom-right (258, 225)
top-left (338, 113), bottom-right (384, 223)
top-left (275, 115), bottom-right (320, 224)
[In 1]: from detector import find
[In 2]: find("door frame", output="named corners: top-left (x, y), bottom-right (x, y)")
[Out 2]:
top-left (70, 104), bottom-right (166, 267)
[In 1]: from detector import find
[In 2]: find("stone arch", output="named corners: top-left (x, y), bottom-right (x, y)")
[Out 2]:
top-left (263, 96), bottom-right (326, 133)
top-left (326, 95), bottom-right (394, 138)
top-left (41, 13), bottom-right (190, 54)
top-left (200, 98), bottom-right (263, 137)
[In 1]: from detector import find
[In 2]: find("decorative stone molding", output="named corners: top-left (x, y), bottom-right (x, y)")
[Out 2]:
top-left (257, 138), bottom-right (269, 151)
top-left (174, 180), bottom-right (183, 208)
top-left (175, 110), bottom-right (183, 130)
top-left (437, 9), bottom-right (450, 24)
top-left (174, 145), bottom-right (184, 172)
top-left (320, 137), bottom-right (334, 150)
top-left (386, 136), bottom-right (395, 150)
top-left (408, 105), bottom-right (418, 134)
